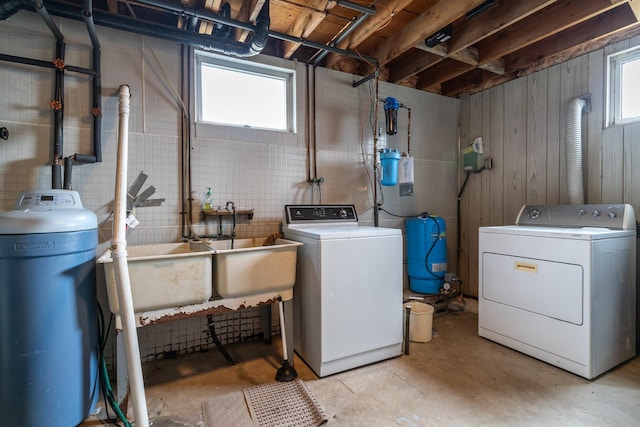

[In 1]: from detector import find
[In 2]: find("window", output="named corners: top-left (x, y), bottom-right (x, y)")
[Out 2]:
top-left (196, 52), bottom-right (295, 132)
top-left (607, 45), bottom-right (640, 126)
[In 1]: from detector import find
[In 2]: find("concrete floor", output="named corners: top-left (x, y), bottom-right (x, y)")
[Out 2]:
top-left (83, 301), bottom-right (640, 426)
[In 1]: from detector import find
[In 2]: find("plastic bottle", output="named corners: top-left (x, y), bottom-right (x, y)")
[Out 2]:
top-left (204, 187), bottom-right (213, 211)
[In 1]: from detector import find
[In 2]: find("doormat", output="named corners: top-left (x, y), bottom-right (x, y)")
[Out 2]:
top-left (243, 380), bottom-right (327, 427)
top-left (201, 380), bottom-right (327, 427)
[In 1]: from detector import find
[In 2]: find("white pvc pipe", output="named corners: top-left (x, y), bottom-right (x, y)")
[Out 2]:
top-left (112, 84), bottom-right (150, 427)
top-left (566, 97), bottom-right (586, 205)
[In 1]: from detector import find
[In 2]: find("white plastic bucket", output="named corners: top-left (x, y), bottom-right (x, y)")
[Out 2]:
top-left (404, 301), bottom-right (434, 343)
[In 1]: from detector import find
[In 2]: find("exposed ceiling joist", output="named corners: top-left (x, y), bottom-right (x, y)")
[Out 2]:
top-left (23, 0), bottom-right (640, 98)
top-left (371, 0), bottom-right (487, 67)
top-left (281, 0), bottom-right (336, 58)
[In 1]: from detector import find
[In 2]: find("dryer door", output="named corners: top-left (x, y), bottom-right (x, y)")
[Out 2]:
top-left (482, 252), bottom-right (584, 325)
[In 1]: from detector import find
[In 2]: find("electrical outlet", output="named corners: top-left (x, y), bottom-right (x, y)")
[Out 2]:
top-left (484, 158), bottom-right (493, 170)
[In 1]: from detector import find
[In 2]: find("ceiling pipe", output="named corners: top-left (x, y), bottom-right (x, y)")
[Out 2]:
top-left (336, 0), bottom-right (375, 15)
top-left (1, 0), bottom-right (376, 71)
top-left (132, 0), bottom-right (270, 56)
top-left (311, 11), bottom-right (369, 65)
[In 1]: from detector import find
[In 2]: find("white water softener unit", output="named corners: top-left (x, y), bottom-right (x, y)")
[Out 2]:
top-left (0, 190), bottom-right (99, 427)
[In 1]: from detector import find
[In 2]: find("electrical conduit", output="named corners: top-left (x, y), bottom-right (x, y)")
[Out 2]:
top-left (566, 97), bottom-right (587, 204)
top-left (111, 84), bottom-right (149, 427)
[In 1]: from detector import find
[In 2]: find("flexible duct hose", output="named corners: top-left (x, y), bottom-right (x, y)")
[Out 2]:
top-left (566, 97), bottom-right (587, 204)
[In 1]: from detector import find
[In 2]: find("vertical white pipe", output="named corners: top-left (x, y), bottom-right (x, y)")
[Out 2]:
top-left (112, 84), bottom-right (150, 427)
top-left (566, 97), bottom-right (586, 204)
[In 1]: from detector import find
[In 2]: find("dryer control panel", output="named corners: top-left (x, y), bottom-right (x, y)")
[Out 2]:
top-left (516, 204), bottom-right (635, 230)
top-left (284, 205), bottom-right (358, 224)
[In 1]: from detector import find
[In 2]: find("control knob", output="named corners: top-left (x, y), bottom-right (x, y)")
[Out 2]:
top-left (527, 209), bottom-right (540, 220)
top-left (608, 211), bottom-right (617, 219)
top-left (577, 208), bottom-right (586, 217)
top-left (592, 210), bottom-right (601, 218)
top-left (337, 208), bottom-right (348, 218)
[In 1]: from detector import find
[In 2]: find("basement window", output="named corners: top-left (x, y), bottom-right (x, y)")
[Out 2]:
top-left (196, 52), bottom-right (295, 132)
top-left (607, 45), bottom-right (640, 126)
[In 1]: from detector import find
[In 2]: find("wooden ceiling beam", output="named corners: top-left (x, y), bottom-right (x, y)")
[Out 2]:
top-left (441, 69), bottom-right (513, 97)
top-left (417, 59), bottom-right (475, 90)
top-left (442, 4), bottom-right (640, 97)
top-left (236, 0), bottom-right (266, 42)
top-left (371, 0), bottom-right (487, 67)
top-left (107, 0), bottom-right (119, 13)
top-left (628, 0), bottom-right (640, 19)
top-left (447, 0), bottom-right (557, 54)
top-left (389, 50), bottom-right (442, 83)
top-left (515, 23), bottom-right (640, 78)
top-left (198, 0), bottom-right (223, 35)
top-left (280, 0), bottom-right (337, 58)
top-left (477, 0), bottom-right (620, 63)
top-left (506, 4), bottom-right (640, 74)
top-left (390, 40), bottom-right (505, 84)
top-left (325, 0), bottom-right (416, 68)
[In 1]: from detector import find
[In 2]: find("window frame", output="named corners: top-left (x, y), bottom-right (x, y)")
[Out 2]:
top-left (195, 51), bottom-right (296, 133)
top-left (607, 45), bottom-right (640, 127)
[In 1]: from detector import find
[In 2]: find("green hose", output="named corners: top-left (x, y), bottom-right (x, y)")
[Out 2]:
top-left (98, 303), bottom-right (132, 427)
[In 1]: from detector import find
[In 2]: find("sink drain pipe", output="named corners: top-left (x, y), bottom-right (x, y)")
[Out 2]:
top-left (112, 84), bottom-right (149, 427)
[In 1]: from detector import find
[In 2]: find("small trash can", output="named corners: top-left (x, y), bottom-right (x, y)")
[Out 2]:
top-left (404, 301), bottom-right (434, 342)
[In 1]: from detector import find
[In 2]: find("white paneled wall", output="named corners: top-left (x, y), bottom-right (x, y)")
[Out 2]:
top-left (0, 11), bottom-right (459, 366)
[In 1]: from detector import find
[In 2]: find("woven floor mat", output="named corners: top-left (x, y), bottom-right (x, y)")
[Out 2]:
top-left (243, 380), bottom-right (327, 427)
top-left (202, 380), bottom-right (327, 427)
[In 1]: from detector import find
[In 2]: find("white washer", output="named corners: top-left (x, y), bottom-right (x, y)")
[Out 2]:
top-left (479, 204), bottom-right (636, 379)
top-left (283, 205), bottom-right (403, 377)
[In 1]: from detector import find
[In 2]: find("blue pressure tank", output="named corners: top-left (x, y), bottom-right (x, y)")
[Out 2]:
top-left (0, 190), bottom-right (99, 427)
top-left (406, 213), bottom-right (447, 294)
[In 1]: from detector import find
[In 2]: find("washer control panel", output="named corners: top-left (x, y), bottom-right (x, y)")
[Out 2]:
top-left (284, 205), bottom-right (358, 224)
top-left (516, 204), bottom-right (635, 230)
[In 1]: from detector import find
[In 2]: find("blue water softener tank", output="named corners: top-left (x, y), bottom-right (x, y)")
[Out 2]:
top-left (406, 213), bottom-right (447, 294)
top-left (0, 190), bottom-right (99, 427)
top-left (380, 148), bottom-right (401, 186)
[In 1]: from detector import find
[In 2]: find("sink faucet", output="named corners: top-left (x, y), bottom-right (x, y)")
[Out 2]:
top-left (225, 201), bottom-right (236, 211)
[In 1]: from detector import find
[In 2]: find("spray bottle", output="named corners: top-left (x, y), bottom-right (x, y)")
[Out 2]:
top-left (204, 187), bottom-right (213, 211)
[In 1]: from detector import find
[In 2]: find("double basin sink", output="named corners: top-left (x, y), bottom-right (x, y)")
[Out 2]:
top-left (98, 237), bottom-right (302, 315)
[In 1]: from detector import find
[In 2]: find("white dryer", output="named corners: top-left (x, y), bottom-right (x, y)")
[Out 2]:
top-left (479, 204), bottom-right (636, 379)
top-left (283, 205), bottom-right (403, 377)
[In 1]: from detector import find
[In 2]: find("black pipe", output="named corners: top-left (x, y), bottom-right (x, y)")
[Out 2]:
top-left (52, 39), bottom-right (64, 189)
top-left (63, 155), bottom-right (72, 189)
top-left (74, 153), bottom-right (97, 163)
top-left (116, 0), bottom-right (270, 57)
top-left (91, 44), bottom-right (102, 162)
top-left (2, 0), bottom-right (376, 64)
top-left (0, 53), bottom-right (94, 75)
top-left (32, 0), bottom-right (64, 41)
top-left (52, 163), bottom-right (62, 189)
top-left (0, 53), bottom-right (53, 68)
top-left (43, 1), bottom-right (269, 56)
top-left (82, 0), bottom-right (101, 163)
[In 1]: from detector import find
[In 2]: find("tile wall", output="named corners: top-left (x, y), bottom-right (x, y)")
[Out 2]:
top-left (0, 11), bottom-right (459, 366)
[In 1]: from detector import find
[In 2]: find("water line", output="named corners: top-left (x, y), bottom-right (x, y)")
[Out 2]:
top-left (111, 84), bottom-right (149, 427)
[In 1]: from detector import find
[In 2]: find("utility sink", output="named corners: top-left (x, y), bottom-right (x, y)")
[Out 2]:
top-left (207, 237), bottom-right (302, 298)
top-left (98, 242), bottom-right (213, 315)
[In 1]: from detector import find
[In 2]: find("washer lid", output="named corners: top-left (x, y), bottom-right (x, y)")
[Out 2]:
top-left (0, 190), bottom-right (97, 234)
top-left (479, 225), bottom-right (635, 240)
top-left (284, 224), bottom-right (401, 239)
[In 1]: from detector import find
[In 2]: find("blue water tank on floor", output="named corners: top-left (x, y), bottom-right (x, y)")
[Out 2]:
top-left (0, 190), bottom-right (99, 427)
top-left (406, 213), bottom-right (447, 294)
